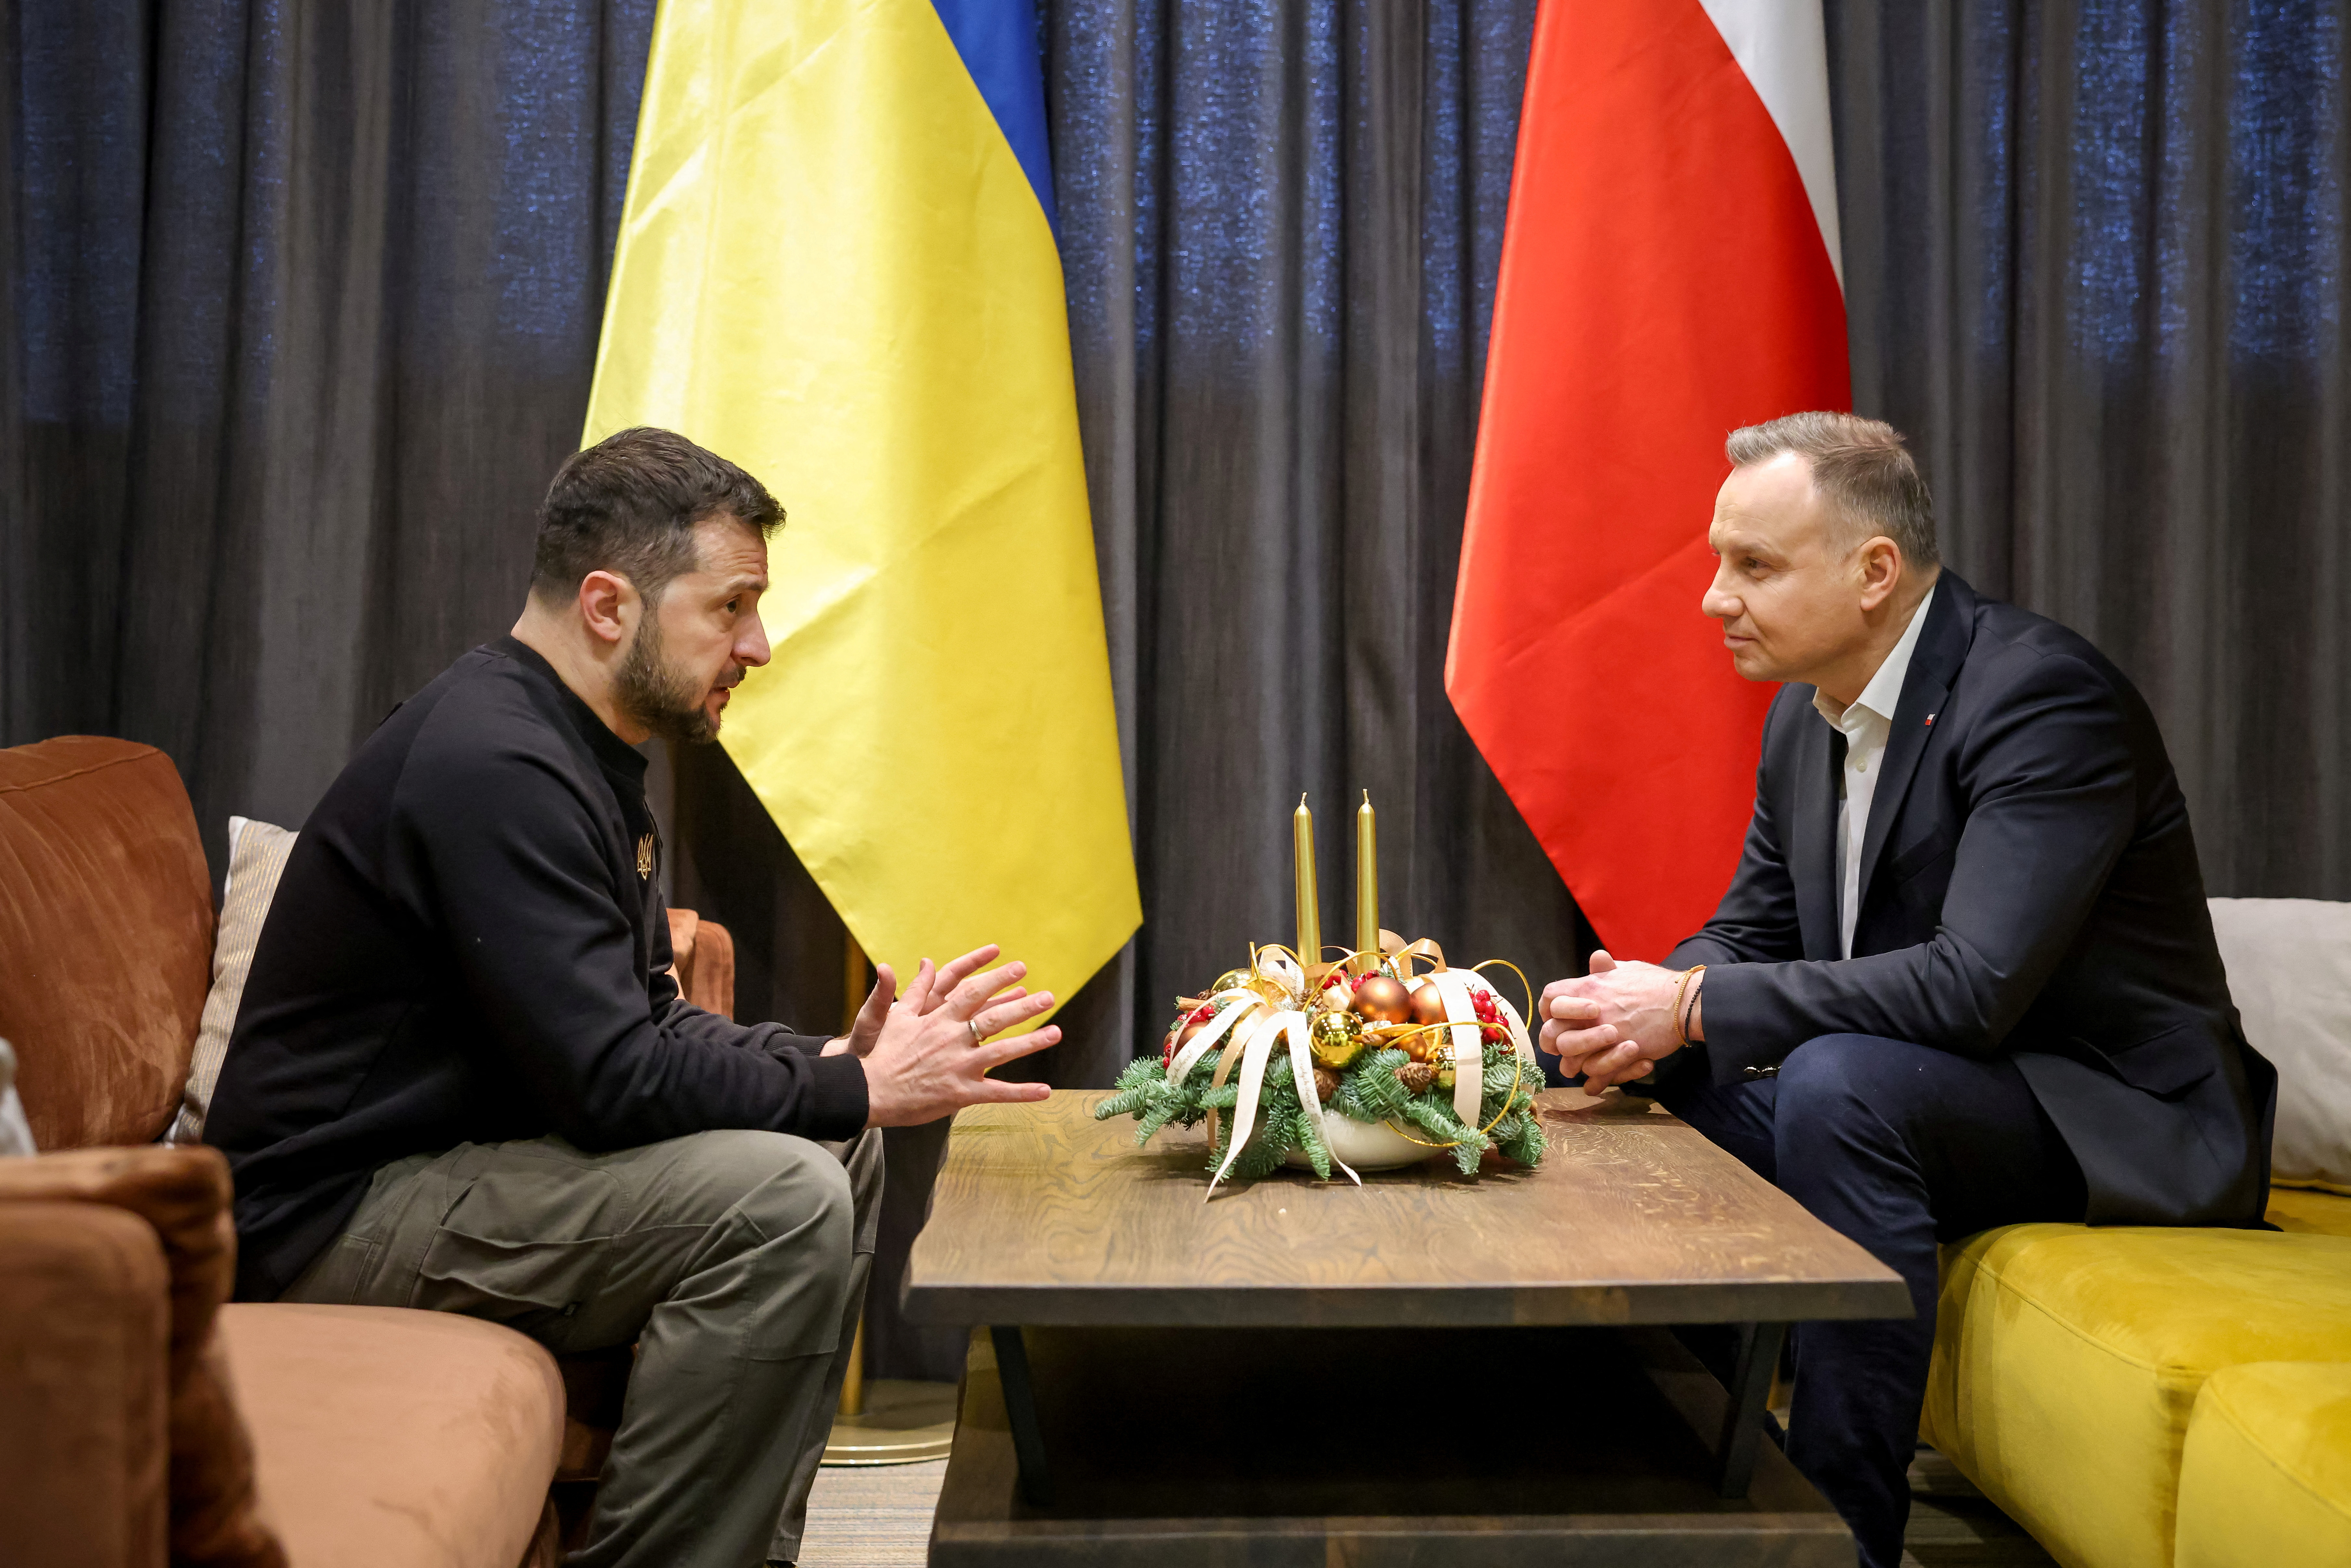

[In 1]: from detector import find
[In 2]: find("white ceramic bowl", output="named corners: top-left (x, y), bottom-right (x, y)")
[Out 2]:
top-left (1278, 1111), bottom-right (1440, 1171)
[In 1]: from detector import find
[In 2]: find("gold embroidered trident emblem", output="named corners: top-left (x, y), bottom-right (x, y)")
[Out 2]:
top-left (636, 833), bottom-right (654, 881)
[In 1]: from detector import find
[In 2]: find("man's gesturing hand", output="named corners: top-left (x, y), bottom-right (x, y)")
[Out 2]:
top-left (828, 943), bottom-right (1021, 1058)
top-left (858, 946), bottom-right (1059, 1127)
top-left (1537, 949), bottom-right (1699, 1093)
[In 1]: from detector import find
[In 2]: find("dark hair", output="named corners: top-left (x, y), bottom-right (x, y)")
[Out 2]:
top-left (1724, 411), bottom-right (1939, 567)
top-left (530, 427), bottom-right (783, 605)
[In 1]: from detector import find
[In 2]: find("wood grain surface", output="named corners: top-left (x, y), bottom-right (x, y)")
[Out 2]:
top-left (929, 1324), bottom-right (1856, 1566)
top-left (902, 1089), bottom-right (1909, 1328)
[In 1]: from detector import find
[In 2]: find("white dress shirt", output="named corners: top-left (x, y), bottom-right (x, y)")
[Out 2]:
top-left (1812, 584), bottom-right (1937, 958)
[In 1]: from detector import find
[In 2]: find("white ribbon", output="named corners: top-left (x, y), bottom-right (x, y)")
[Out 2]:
top-left (1281, 1008), bottom-right (1360, 1188)
top-left (1165, 989), bottom-right (1266, 1090)
top-left (1253, 947), bottom-right (1308, 1005)
top-left (1491, 988), bottom-right (1539, 1072)
top-left (1209, 1009), bottom-right (1290, 1194)
top-left (1425, 968), bottom-right (1489, 1127)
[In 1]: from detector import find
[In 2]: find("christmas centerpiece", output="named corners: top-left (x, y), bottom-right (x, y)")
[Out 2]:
top-left (1095, 793), bottom-right (1546, 1191)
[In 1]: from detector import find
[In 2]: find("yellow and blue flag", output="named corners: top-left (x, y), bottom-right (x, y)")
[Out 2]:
top-left (584, 0), bottom-right (1139, 1018)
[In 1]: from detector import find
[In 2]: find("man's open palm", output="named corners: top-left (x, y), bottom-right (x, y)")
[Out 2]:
top-left (857, 946), bottom-right (1058, 1127)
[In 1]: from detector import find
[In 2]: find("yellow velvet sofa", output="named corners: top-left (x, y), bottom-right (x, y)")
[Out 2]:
top-left (1923, 1186), bottom-right (2351, 1568)
top-left (1921, 899), bottom-right (2351, 1568)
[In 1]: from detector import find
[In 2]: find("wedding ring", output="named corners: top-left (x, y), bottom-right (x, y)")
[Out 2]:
top-left (966, 1018), bottom-right (984, 1046)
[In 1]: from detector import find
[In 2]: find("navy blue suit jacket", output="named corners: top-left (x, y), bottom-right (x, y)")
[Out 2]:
top-left (1666, 572), bottom-right (2275, 1227)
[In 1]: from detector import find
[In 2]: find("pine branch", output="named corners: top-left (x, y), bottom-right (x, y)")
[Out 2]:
top-left (1295, 1108), bottom-right (1333, 1180)
top-left (1133, 1101), bottom-right (1181, 1145)
top-left (1496, 1109), bottom-right (1547, 1167)
top-left (1334, 1048), bottom-right (1412, 1124)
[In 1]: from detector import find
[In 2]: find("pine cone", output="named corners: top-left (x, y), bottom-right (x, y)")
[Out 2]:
top-left (1311, 1067), bottom-right (1341, 1102)
top-left (1396, 1061), bottom-right (1438, 1094)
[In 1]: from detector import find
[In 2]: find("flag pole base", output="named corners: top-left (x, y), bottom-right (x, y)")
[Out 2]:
top-left (821, 1379), bottom-right (959, 1466)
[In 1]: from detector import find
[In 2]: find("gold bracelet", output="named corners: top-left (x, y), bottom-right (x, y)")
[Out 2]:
top-left (1670, 967), bottom-right (1695, 1048)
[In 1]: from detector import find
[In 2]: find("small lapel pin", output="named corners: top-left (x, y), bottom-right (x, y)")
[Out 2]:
top-left (1924, 713), bottom-right (1937, 727)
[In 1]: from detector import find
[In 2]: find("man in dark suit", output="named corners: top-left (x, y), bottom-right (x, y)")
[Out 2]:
top-left (1537, 411), bottom-right (2275, 1568)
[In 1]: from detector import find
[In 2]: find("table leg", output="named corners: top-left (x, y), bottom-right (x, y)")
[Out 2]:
top-left (1713, 1320), bottom-right (1788, 1500)
top-left (989, 1325), bottom-right (1052, 1506)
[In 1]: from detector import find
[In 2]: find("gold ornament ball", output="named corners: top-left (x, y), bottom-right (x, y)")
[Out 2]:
top-left (1400, 1027), bottom-right (1451, 1065)
top-left (1211, 967), bottom-right (1253, 994)
top-left (1436, 1065), bottom-right (1457, 1093)
top-left (1351, 974), bottom-right (1412, 1025)
top-left (1309, 1011), bottom-right (1366, 1070)
top-left (1405, 979), bottom-right (1451, 1028)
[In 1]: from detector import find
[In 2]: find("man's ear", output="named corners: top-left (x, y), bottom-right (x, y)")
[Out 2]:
top-left (1855, 538), bottom-right (1903, 612)
top-left (578, 570), bottom-right (638, 647)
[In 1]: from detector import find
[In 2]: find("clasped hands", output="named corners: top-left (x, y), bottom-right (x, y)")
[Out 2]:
top-left (1538, 949), bottom-right (1702, 1092)
top-left (825, 944), bottom-right (1060, 1127)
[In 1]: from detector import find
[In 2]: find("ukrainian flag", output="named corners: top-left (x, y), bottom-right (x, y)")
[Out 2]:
top-left (584, 0), bottom-right (1139, 1019)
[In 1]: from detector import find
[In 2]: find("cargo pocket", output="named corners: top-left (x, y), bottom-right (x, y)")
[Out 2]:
top-left (413, 1154), bottom-right (627, 1349)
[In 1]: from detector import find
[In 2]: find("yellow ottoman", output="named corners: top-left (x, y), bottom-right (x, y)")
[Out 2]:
top-left (2175, 1361), bottom-right (2351, 1568)
top-left (1922, 1224), bottom-right (2351, 1568)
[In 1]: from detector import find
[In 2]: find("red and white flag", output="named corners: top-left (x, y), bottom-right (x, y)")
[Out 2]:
top-left (1446, 0), bottom-right (1848, 960)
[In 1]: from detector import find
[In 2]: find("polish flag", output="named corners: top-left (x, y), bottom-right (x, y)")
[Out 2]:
top-left (1446, 0), bottom-right (1848, 960)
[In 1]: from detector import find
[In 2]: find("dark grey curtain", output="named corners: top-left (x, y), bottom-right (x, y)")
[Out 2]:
top-left (1047, 0), bottom-right (1579, 1112)
top-left (0, 0), bottom-right (659, 879)
top-left (1827, 0), bottom-right (2351, 898)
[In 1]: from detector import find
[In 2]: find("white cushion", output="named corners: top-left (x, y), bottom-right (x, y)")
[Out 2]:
top-left (0, 1039), bottom-right (34, 1155)
top-left (168, 816), bottom-right (298, 1145)
top-left (2207, 897), bottom-right (2351, 1193)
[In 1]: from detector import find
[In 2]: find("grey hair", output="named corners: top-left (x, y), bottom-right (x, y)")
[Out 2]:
top-left (1724, 411), bottom-right (1939, 567)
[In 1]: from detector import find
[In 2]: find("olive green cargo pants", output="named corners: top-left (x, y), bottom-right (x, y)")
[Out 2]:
top-left (282, 1128), bottom-right (882, 1568)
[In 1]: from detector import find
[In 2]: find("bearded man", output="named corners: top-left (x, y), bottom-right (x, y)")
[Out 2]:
top-left (1537, 412), bottom-right (2275, 1568)
top-left (205, 427), bottom-right (1058, 1568)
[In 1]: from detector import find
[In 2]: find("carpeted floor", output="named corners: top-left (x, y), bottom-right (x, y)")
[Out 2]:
top-left (795, 1447), bottom-right (2056, 1566)
top-left (798, 1460), bottom-right (947, 1567)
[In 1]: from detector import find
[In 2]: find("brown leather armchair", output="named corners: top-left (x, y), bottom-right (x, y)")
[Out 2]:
top-left (0, 737), bottom-right (735, 1568)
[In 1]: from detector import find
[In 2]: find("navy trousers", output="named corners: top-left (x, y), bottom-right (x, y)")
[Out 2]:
top-left (1658, 1035), bottom-right (2086, 1568)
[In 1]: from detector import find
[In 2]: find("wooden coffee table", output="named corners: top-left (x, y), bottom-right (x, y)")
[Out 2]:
top-left (903, 1087), bottom-right (1909, 1566)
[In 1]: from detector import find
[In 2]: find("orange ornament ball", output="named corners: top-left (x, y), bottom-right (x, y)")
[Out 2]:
top-left (1405, 980), bottom-right (1451, 1028)
top-left (1351, 974), bottom-right (1412, 1025)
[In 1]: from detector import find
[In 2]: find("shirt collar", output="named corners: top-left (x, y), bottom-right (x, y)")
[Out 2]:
top-left (1813, 581), bottom-right (1938, 730)
top-left (491, 634), bottom-right (651, 785)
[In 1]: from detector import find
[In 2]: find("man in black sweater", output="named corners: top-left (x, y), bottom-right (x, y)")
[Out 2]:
top-left (1536, 413), bottom-right (2273, 1568)
top-left (205, 428), bottom-right (1061, 1568)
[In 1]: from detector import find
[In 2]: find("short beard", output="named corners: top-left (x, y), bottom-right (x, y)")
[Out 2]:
top-left (613, 608), bottom-right (720, 744)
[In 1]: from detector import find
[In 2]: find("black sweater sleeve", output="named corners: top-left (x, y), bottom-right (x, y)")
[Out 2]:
top-left (391, 719), bottom-right (868, 1147)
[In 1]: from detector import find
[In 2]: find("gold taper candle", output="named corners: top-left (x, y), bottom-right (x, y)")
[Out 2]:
top-left (1293, 794), bottom-right (1321, 963)
top-left (1357, 791), bottom-right (1379, 957)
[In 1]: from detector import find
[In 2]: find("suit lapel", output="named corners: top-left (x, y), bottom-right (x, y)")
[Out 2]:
top-left (1790, 703), bottom-right (1843, 961)
top-left (1854, 574), bottom-right (1975, 911)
